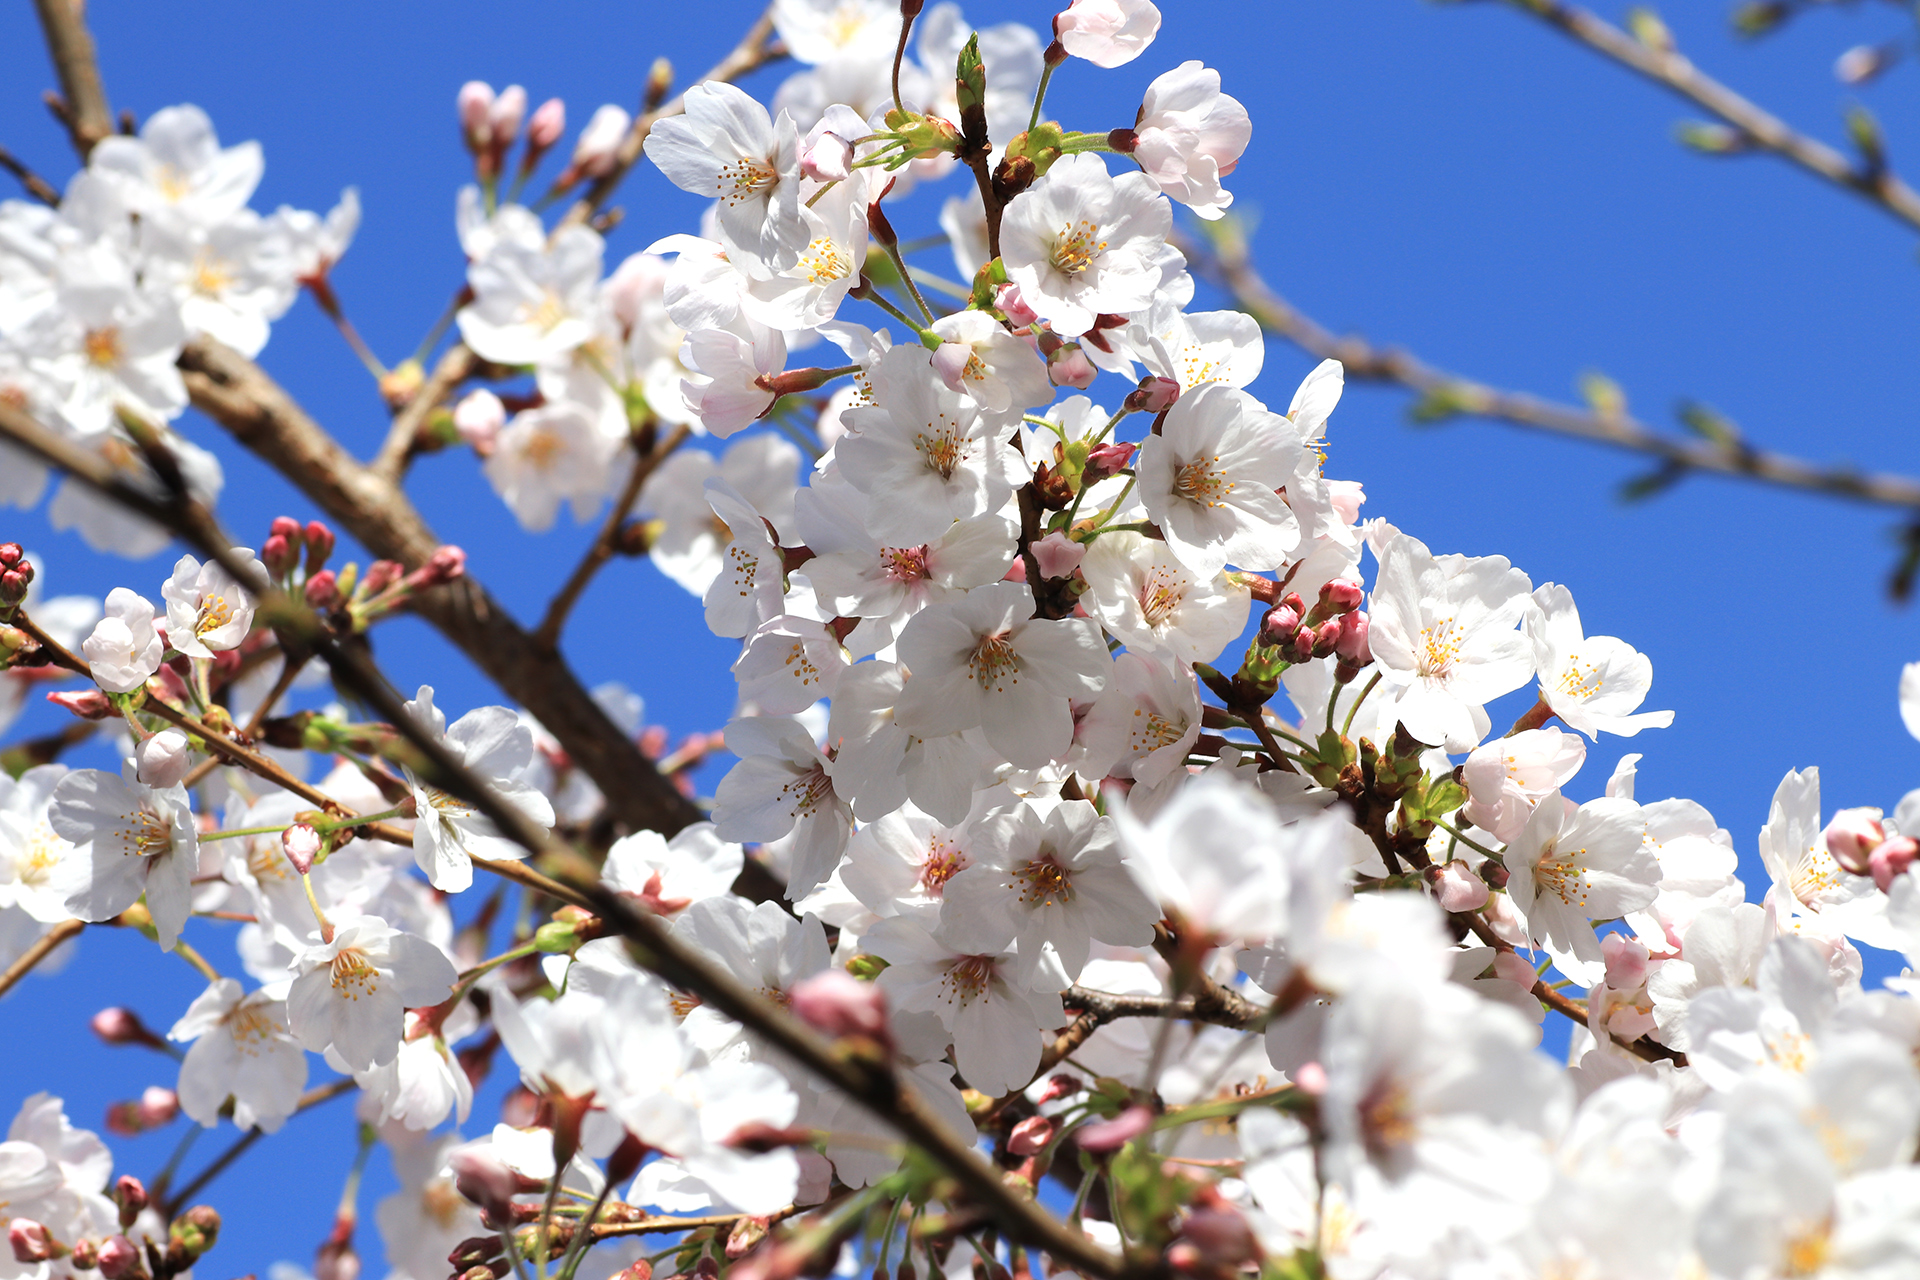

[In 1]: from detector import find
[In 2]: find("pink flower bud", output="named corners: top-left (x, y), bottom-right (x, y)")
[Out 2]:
top-left (92, 1007), bottom-right (166, 1050)
top-left (1433, 862), bottom-right (1488, 913)
top-left (97, 1236), bottom-right (138, 1280)
top-left (1871, 836), bottom-right (1919, 892)
top-left (527, 98), bottom-right (566, 151)
top-left (135, 729), bottom-right (193, 789)
top-left (1126, 375), bottom-right (1179, 414)
top-left (362, 560), bottom-right (403, 596)
top-left (1031, 532), bottom-right (1086, 580)
top-left (0, 543), bottom-right (31, 608)
top-left (1318, 577), bottom-right (1364, 614)
top-left (1053, 0), bottom-right (1162, 69)
top-left (1333, 610), bottom-right (1370, 665)
top-left (457, 82), bottom-right (495, 149)
top-left (1047, 343), bottom-right (1097, 389)
top-left (996, 284), bottom-right (1039, 327)
top-left (10, 1221), bottom-right (51, 1264)
top-left (1493, 949), bottom-right (1538, 990)
top-left (488, 85), bottom-right (527, 148)
top-left (305, 521), bottom-right (336, 573)
top-left (1007, 1115), bottom-right (1054, 1156)
top-left (261, 533), bottom-right (298, 579)
top-left (115, 1176), bottom-right (147, 1219)
top-left (283, 823), bottom-right (321, 876)
top-left (1260, 604), bottom-right (1299, 644)
top-left (271, 515), bottom-right (303, 541)
top-left (1034, 1074), bottom-right (1082, 1105)
top-left (1311, 618), bottom-right (1343, 659)
top-left (571, 104), bottom-right (632, 178)
top-left (47, 689), bottom-right (113, 720)
top-left (452, 389), bottom-right (505, 454)
top-left (1082, 441), bottom-right (1135, 484)
top-left (1826, 807), bottom-right (1887, 878)
top-left (449, 1149), bottom-right (524, 1223)
top-left (1837, 43), bottom-right (1896, 86)
top-left (139, 1085), bottom-right (178, 1126)
top-left (800, 131), bottom-right (854, 184)
top-left (1076, 1104), bottom-right (1154, 1152)
top-left (304, 569), bottom-right (340, 612)
top-left (411, 546), bottom-right (467, 588)
top-left (1289, 627), bottom-right (1316, 662)
top-left (1601, 932), bottom-right (1651, 990)
top-left (789, 970), bottom-right (892, 1051)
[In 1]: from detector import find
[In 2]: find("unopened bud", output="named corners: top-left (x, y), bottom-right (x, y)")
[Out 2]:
top-left (305, 521), bottom-right (336, 574)
top-left (570, 105), bottom-right (632, 180)
top-left (9, 1221), bottom-right (52, 1264)
top-left (1318, 577), bottom-right (1364, 614)
top-left (1826, 807), bottom-right (1887, 878)
top-left (995, 283), bottom-right (1039, 327)
top-left (1259, 605), bottom-right (1299, 645)
top-left (1006, 1115), bottom-right (1053, 1156)
top-left (135, 729), bottom-right (193, 789)
top-left (92, 1008), bottom-right (168, 1052)
top-left (97, 1237), bottom-right (138, 1280)
top-left (789, 970), bottom-right (892, 1053)
top-left (1075, 1104), bottom-right (1153, 1153)
top-left (1600, 932), bottom-right (1650, 990)
top-left (47, 689), bottom-right (114, 720)
top-left (611, 1263), bottom-right (653, 1280)
top-left (1046, 343), bottom-right (1097, 390)
top-left (1310, 618), bottom-right (1342, 659)
top-left (1082, 441), bottom-right (1135, 485)
top-left (169, 1206), bottom-right (220, 1262)
top-left (361, 561), bottom-right (403, 597)
top-left (115, 1176), bottom-right (148, 1224)
top-left (1125, 375), bottom-right (1179, 414)
top-left (410, 546), bottom-right (467, 589)
top-left (457, 82), bottom-right (496, 150)
top-left (378, 359), bottom-right (425, 410)
top-left (450, 1149), bottom-right (523, 1223)
top-left (1432, 862), bottom-right (1488, 913)
top-left (283, 823), bottom-right (321, 875)
top-left (753, 366), bottom-right (848, 397)
top-left (304, 569), bottom-right (340, 612)
top-left (0, 543), bottom-right (32, 610)
top-left (140, 1085), bottom-right (178, 1126)
top-left (261, 533), bottom-right (298, 580)
top-left (1334, 610), bottom-right (1371, 665)
top-left (489, 86), bottom-right (527, 150)
top-left (527, 98), bottom-right (566, 151)
top-left (1034, 1074), bottom-right (1082, 1105)
top-left (69, 1238), bottom-right (98, 1271)
top-left (1837, 43), bottom-right (1896, 87)
top-left (1871, 836), bottom-right (1919, 892)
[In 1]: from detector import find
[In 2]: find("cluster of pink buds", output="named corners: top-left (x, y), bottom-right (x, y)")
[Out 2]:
top-left (1258, 576), bottom-right (1367, 673)
top-left (0, 543), bottom-right (30, 614)
top-left (1828, 807), bottom-right (1919, 890)
top-left (261, 515), bottom-right (335, 585)
top-left (308, 545), bottom-right (466, 628)
top-left (106, 1086), bottom-right (179, 1136)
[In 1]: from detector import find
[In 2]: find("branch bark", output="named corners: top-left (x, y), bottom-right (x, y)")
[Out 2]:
top-left (1497, 0), bottom-right (1920, 234)
top-left (372, 342), bottom-right (475, 483)
top-left (30, 0), bottom-right (113, 156)
top-left (173, 337), bottom-right (704, 838)
top-left (1175, 221), bottom-right (1920, 512)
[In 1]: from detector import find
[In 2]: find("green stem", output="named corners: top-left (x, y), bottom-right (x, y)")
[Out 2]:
top-left (200, 805), bottom-right (409, 843)
top-left (1029, 61), bottom-right (1058, 132)
top-left (147, 1122), bottom-right (204, 1204)
top-left (553, 1175), bottom-right (619, 1280)
top-left (1431, 817), bottom-right (1506, 866)
top-left (880, 236), bottom-right (936, 323)
top-left (1341, 671), bottom-right (1383, 740)
top-left (856, 282), bottom-right (938, 341)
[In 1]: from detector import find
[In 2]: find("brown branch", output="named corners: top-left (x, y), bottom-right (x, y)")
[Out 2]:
top-left (0, 408), bottom-right (1133, 1280)
top-left (1176, 220), bottom-right (1920, 512)
top-left (534, 422), bottom-right (692, 651)
top-left (0, 145), bottom-right (59, 206)
top-left (568, 7), bottom-right (786, 222)
top-left (0, 919), bottom-right (84, 1000)
top-left (30, 0), bottom-right (113, 157)
top-left (371, 342), bottom-right (475, 483)
top-left (591, 1204), bottom-right (804, 1240)
top-left (174, 337), bottom-right (703, 838)
top-left (1497, 0), bottom-right (1920, 233)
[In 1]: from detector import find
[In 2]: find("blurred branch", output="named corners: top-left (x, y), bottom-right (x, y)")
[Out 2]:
top-left (0, 918), bottom-right (83, 1000)
top-left (30, 0), bottom-right (113, 157)
top-left (174, 336), bottom-right (704, 838)
top-left (373, 341), bottom-right (475, 483)
top-left (1488, 0), bottom-right (1920, 233)
top-left (1175, 220), bottom-right (1920, 512)
top-left (0, 144), bottom-right (59, 205)
top-left (567, 7), bottom-right (787, 223)
top-left (158, 1078), bottom-right (357, 1217)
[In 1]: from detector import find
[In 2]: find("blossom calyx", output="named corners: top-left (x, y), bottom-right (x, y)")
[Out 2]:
top-left (875, 108), bottom-right (963, 167)
top-left (168, 1206), bottom-right (221, 1265)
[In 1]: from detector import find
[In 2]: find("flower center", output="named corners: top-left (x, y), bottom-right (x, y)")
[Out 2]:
top-left (247, 836), bottom-right (290, 884)
top-left (939, 954), bottom-right (996, 1007)
top-left (1360, 1080), bottom-right (1417, 1159)
top-left (329, 947), bottom-right (380, 999)
top-left (914, 419), bottom-right (968, 481)
top-left (1782, 1222), bottom-right (1830, 1277)
top-left (919, 837), bottom-right (967, 896)
top-left (1050, 220), bottom-right (1107, 276)
top-left (1014, 855), bottom-right (1073, 907)
top-left (967, 631), bottom-right (1020, 691)
top-left (84, 326), bottom-right (123, 368)
top-left (1138, 567), bottom-right (1185, 627)
top-left (775, 638), bottom-right (828, 696)
top-left (1554, 652), bottom-right (1603, 701)
top-left (715, 158), bottom-right (778, 206)
top-left (195, 592), bottom-right (236, 639)
top-left (192, 249), bottom-right (235, 298)
top-left (1532, 849), bottom-right (1592, 910)
top-left (115, 807), bottom-right (173, 859)
top-left (1417, 617), bottom-right (1461, 679)
top-left (223, 1000), bottom-right (278, 1051)
top-left (1172, 456), bottom-right (1232, 507)
top-left (798, 237), bottom-right (850, 286)
top-left (778, 763), bottom-right (837, 820)
top-left (1129, 710), bottom-right (1188, 757)
top-left (421, 1179), bottom-right (465, 1230)
top-left (881, 545), bottom-right (931, 583)
top-left (155, 164), bottom-right (193, 203)
top-left (528, 290), bottom-right (569, 334)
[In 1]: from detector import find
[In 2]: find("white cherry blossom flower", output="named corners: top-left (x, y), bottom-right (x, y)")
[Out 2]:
top-left (640, 434), bottom-right (800, 597)
top-left (1459, 727), bottom-right (1586, 845)
top-left (80, 587), bottom-right (162, 694)
top-left (927, 309), bottom-right (1052, 426)
top-left (1055, 0), bottom-right (1162, 68)
top-left (87, 105), bottom-right (262, 232)
top-left (168, 978), bottom-right (307, 1133)
top-left (400, 686), bottom-right (556, 893)
top-left (701, 477), bottom-right (788, 639)
top-left (1759, 767), bottom-right (1897, 951)
top-left (603, 823), bottom-right (744, 915)
top-left (681, 315), bottom-right (787, 437)
top-left (1000, 153), bottom-right (1173, 336)
top-left (731, 614), bottom-right (846, 714)
top-left (644, 82), bottom-right (806, 271)
top-left (285, 914), bottom-right (456, 1072)
top-left (1503, 791), bottom-right (1659, 984)
top-left (457, 223), bottom-right (604, 366)
top-left (1130, 62), bottom-right (1249, 219)
top-left (0, 766), bottom-right (81, 926)
top-left (1078, 530), bottom-right (1250, 665)
top-left (1077, 650), bottom-right (1202, 788)
top-left (47, 765), bottom-right (198, 950)
top-left (161, 549), bottom-right (261, 659)
top-left (893, 581), bottom-right (1111, 769)
top-left (1136, 381), bottom-right (1303, 575)
top-left (712, 714), bottom-right (853, 900)
top-left (142, 210), bottom-right (297, 358)
top-left (1526, 583), bottom-right (1673, 739)
top-left (483, 400), bottom-right (620, 532)
top-left (823, 660), bottom-right (994, 825)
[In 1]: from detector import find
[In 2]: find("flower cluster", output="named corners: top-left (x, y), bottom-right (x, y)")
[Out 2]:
top-left (4, 2), bottom-right (1920, 1280)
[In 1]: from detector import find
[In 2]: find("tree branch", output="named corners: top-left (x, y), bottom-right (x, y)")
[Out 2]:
top-left (0, 144), bottom-right (60, 206)
top-left (173, 337), bottom-right (703, 838)
top-left (1494, 0), bottom-right (1920, 234)
top-left (0, 918), bottom-right (84, 1000)
top-left (30, 0), bottom-right (113, 157)
top-left (158, 1077), bottom-right (357, 1217)
top-left (372, 342), bottom-right (475, 483)
top-left (567, 7), bottom-right (787, 223)
top-left (1175, 220), bottom-right (1920, 512)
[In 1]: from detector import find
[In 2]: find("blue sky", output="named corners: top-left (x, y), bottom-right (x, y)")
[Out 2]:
top-left (2, 0), bottom-right (1920, 1272)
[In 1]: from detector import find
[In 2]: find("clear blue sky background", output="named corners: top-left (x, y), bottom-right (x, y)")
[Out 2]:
top-left (2, 0), bottom-right (1919, 1273)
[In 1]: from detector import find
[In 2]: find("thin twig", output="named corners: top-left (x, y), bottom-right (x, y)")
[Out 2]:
top-left (533, 423), bottom-right (692, 650)
top-left (0, 919), bottom-right (84, 1000)
top-left (372, 342), bottom-right (475, 483)
top-left (30, 0), bottom-right (113, 156)
top-left (159, 1077), bottom-right (357, 1217)
top-left (1495, 0), bottom-right (1920, 233)
top-left (0, 145), bottom-right (59, 205)
top-left (569, 7), bottom-right (786, 222)
top-left (1175, 221), bottom-right (1920, 512)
